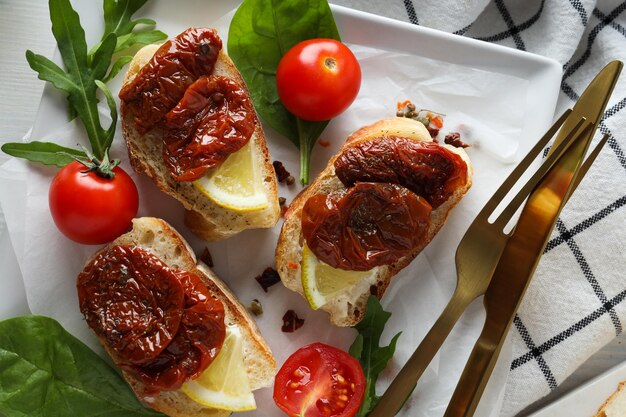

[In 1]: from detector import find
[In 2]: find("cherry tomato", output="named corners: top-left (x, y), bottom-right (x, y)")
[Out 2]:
top-left (49, 161), bottom-right (139, 245)
top-left (274, 342), bottom-right (366, 417)
top-left (276, 39), bottom-right (361, 121)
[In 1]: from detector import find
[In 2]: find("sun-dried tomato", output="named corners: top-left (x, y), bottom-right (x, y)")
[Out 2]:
top-left (281, 310), bottom-right (305, 332)
top-left (255, 267), bottom-right (281, 292)
top-left (78, 246), bottom-right (226, 392)
top-left (334, 137), bottom-right (467, 208)
top-left (119, 28), bottom-right (222, 134)
top-left (302, 182), bottom-right (432, 271)
top-left (163, 75), bottom-right (255, 181)
top-left (125, 271), bottom-right (226, 392)
top-left (444, 132), bottom-right (469, 148)
top-left (77, 245), bottom-right (185, 364)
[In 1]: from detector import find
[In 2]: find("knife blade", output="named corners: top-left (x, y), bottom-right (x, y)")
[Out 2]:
top-left (442, 60), bottom-right (623, 417)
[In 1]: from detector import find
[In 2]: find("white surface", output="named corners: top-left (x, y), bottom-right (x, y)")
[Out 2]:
top-left (2, 2), bottom-right (625, 417)
top-left (528, 360), bottom-right (626, 417)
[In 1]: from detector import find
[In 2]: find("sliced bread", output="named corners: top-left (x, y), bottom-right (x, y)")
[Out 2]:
top-left (120, 37), bottom-right (280, 242)
top-left (80, 217), bottom-right (276, 417)
top-left (276, 117), bottom-right (473, 326)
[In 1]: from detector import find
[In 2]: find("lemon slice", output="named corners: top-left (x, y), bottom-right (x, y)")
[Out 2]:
top-left (301, 245), bottom-right (378, 310)
top-left (193, 139), bottom-right (268, 212)
top-left (181, 325), bottom-right (255, 411)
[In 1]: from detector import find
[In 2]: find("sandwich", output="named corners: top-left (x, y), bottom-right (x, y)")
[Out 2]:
top-left (119, 28), bottom-right (280, 241)
top-left (276, 117), bottom-right (473, 326)
top-left (77, 217), bottom-right (276, 416)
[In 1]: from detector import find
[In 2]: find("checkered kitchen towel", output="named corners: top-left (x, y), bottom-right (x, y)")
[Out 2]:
top-left (332, 0), bottom-right (626, 415)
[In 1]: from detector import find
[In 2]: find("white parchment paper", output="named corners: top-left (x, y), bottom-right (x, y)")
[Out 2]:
top-left (0, 9), bottom-right (532, 417)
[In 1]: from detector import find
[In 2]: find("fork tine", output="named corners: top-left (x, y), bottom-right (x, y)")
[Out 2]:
top-left (492, 118), bottom-right (593, 229)
top-left (477, 109), bottom-right (573, 218)
top-left (569, 133), bottom-right (610, 192)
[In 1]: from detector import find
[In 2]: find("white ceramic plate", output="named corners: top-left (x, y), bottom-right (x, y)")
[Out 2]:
top-left (0, 0), bottom-right (563, 322)
top-left (527, 360), bottom-right (626, 417)
top-left (0, 2), bottom-right (564, 416)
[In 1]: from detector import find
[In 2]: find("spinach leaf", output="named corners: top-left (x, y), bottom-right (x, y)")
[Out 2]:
top-left (228, 0), bottom-right (340, 184)
top-left (350, 296), bottom-right (402, 417)
top-left (0, 142), bottom-right (87, 167)
top-left (0, 316), bottom-right (165, 417)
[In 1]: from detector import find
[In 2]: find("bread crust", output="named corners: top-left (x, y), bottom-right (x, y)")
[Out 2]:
top-left (120, 40), bottom-right (280, 242)
top-left (594, 381), bottom-right (626, 417)
top-left (81, 217), bottom-right (276, 417)
top-left (276, 118), bottom-right (473, 326)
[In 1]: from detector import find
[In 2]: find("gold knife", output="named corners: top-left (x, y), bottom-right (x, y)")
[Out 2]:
top-left (442, 60), bottom-right (623, 417)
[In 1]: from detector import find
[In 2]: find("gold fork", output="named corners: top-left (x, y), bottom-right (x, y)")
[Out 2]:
top-left (368, 110), bottom-right (594, 417)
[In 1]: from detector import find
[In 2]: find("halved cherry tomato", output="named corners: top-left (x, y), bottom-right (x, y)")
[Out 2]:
top-left (274, 342), bottom-right (365, 417)
top-left (49, 161), bottom-right (139, 245)
top-left (276, 39), bottom-right (361, 121)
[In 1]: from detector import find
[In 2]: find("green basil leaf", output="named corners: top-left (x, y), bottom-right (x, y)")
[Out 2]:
top-left (228, 0), bottom-right (340, 183)
top-left (1, 142), bottom-right (87, 167)
top-left (0, 316), bottom-right (166, 417)
top-left (350, 296), bottom-right (402, 417)
top-left (104, 55), bottom-right (134, 83)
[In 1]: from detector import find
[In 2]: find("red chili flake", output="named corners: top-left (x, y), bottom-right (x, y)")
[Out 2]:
top-left (273, 161), bottom-right (291, 183)
top-left (287, 261), bottom-right (299, 270)
top-left (280, 204), bottom-right (289, 217)
top-left (199, 247), bottom-right (214, 267)
top-left (255, 267), bottom-right (281, 292)
top-left (444, 132), bottom-right (470, 148)
top-left (318, 139), bottom-right (331, 148)
top-left (281, 310), bottom-right (305, 332)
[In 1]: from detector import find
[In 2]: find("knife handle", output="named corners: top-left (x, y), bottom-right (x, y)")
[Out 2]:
top-left (443, 314), bottom-right (509, 417)
top-left (369, 289), bottom-right (473, 417)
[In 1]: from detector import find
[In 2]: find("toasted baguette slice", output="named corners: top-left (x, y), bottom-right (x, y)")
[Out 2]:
top-left (594, 381), bottom-right (626, 417)
top-left (276, 118), bottom-right (473, 326)
top-left (121, 41), bottom-right (280, 241)
top-left (83, 217), bottom-right (276, 417)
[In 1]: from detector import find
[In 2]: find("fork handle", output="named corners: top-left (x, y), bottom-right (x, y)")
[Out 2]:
top-left (369, 289), bottom-right (474, 417)
top-left (442, 315), bottom-right (508, 417)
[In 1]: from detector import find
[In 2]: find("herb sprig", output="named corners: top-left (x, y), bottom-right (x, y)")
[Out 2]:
top-left (1, 0), bottom-right (166, 170)
top-left (227, 0), bottom-right (340, 184)
top-left (349, 296), bottom-right (402, 417)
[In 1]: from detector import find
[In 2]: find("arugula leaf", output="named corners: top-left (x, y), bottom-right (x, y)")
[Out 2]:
top-left (0, 316), bottom-right (166, 417)
top-left (92, 0), bottom-right (167, 56)
top-left (3, 0), bottom-right (165, 168)
top-left (104, 55), bottom-right (134, 83)
top-left (25, 0), bottom-right (117, 160)
top-left (228, 0), bottom-right (340, 184)
top-left (1, 142), bottom-right (87, 167)
top-left (350, 296), bottom-right (402, 417)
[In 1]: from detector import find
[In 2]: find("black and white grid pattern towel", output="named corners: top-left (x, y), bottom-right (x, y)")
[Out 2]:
top-left (332, 0), bottom-right (626, 415)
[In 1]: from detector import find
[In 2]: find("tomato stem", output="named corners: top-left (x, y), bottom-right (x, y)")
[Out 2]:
top-left (73, 147), bottom-right (119, 180)
top-left (297, 118), bottom-right (310, 185)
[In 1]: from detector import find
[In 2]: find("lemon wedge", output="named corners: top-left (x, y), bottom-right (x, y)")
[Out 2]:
top-left (193, 139), bottom-right (268, 212)
top-left (181, 325), bottom-right (255, 411)
top-left (301, 245), bottom-right (378, 310)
